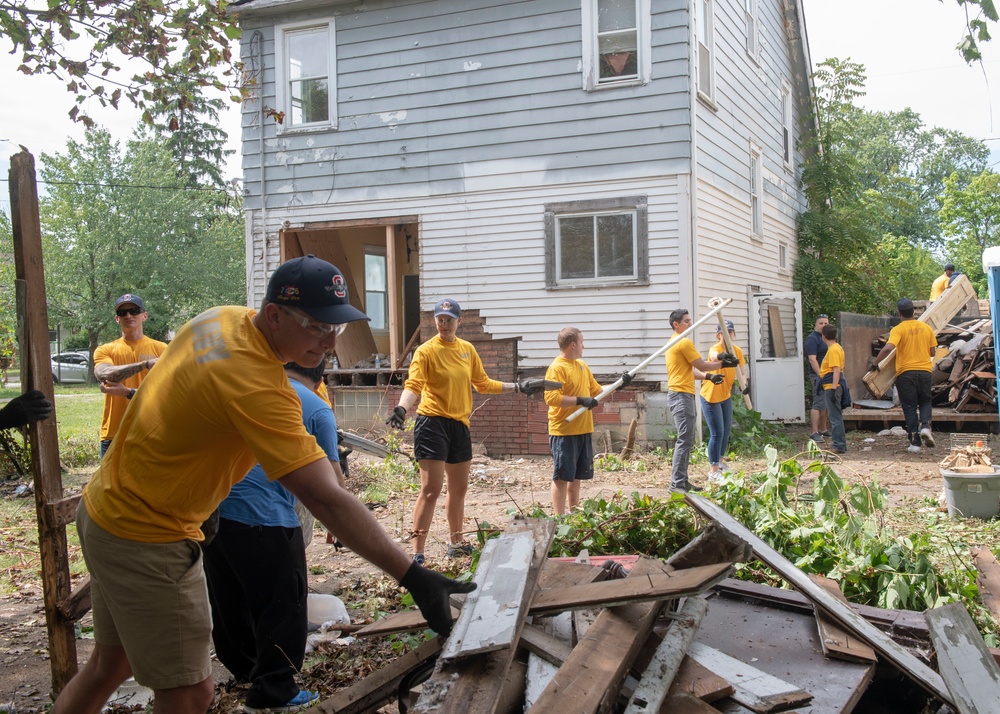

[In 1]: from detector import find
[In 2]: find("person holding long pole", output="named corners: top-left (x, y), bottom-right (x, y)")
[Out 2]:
top-left (700, 320), bottom-right (747, 480)
top-left (665, 309), bottom-right (739, 492)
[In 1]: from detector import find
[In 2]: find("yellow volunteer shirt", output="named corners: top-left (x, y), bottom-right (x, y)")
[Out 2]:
top-left (700, 343), bottom-right (745, 403)
top-left (404, 335), bottom-right (504, 426)
top-left (544, 356), bottom-right (602, 436)
top-left (929, 274), bottom-right (949, 302)
top-left (819, 342), bottom-right (845, 388)
top-left (888, 320), bottom-right (936, 374)
top-left (94, 335), bottom-right (168, 440)
top-left (665, 337), bottom-right (702, 395)
top-left (83, 307), bottom-right (326, 543)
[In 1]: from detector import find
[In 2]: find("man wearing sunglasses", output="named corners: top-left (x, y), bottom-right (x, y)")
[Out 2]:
top-left (93, 293), bottom-right (168, 457)
top-left (55, 255), bottom-right (474, 714)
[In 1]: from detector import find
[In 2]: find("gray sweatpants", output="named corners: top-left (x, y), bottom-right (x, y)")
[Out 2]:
top-left (667, 391), bottom-right (697, 489)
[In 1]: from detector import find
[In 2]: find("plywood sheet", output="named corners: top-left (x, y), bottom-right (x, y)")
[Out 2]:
top-left (926, 602), bottom-right (1000, 714)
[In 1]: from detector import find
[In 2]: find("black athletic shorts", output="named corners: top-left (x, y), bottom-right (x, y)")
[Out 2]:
top-left (550, 434), bottom-right (594, 483)
top-left (413, 415), bottom-right (473, 463)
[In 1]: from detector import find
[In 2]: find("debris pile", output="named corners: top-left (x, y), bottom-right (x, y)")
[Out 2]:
top-left (313, 498), bottom-right (1000, 714)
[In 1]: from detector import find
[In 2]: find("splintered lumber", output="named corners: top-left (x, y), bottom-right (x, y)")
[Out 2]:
top-left (657, 692), bottom-right (722, 713)
top-left (685, 493), bottom-right (952, 705)
top-left (409, 517), bottom-right (555, 714)
top-left (665, 520), bottom-right (751, 569)
top-left (667, 657), bottom-right (734, 703)
top-left (624, 596), bottom-right (710, 714)
top-left (529, 563), bottom-right (731, 615)
top-left (686, 643), bottom-right (812, 713)
top-left (317, 637), bottom-right (442, 714)
top-left (526, 556), bottom-right (674, 714)
top-left (925, 602), bottom-right (1000, 714)
top-left (520, 624), bottom-right (574, 666)
top-left (441, 529), bottom-right (535, 660)
top-left (971, 546), bottom-right (1000, 626)
top-left (864, 274), bottom-right (976, 398)
top-left (808, 574), bottom-right (878, 663)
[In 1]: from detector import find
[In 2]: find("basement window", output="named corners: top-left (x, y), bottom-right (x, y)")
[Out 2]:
top-left (545, 197), bottom-right (649, 288)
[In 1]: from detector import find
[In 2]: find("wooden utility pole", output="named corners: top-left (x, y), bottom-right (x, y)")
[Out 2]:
top-left (10, 149), bottom-right (79, 692)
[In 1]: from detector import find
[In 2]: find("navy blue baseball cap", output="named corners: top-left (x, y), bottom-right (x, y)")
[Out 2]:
top-left (266, 255), bottom-right (370, 324)
top-left (114, 293), bottom-right (145, 311)
top-left (434, 299), bottom-right (461, 319)
top-left (717, 319), bottom-right (735, 334)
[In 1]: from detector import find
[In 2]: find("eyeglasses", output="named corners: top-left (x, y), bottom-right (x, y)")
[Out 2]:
top-left (116, 307), bottom-right (143, 317)
top-left (279, 305), bottom-right (347, 338)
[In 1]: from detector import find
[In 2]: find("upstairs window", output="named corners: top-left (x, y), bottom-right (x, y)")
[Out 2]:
top-left (365, 249), bottom-right (388, 331)
top-left (781, 82), bottom-right (793, 166)
top-left (582, 0), bottom-right (651, 90)
top-left (745, 0), bottom-right (759, 60)
top-left (545, 197), bottom-right (649, 288)
top-left (275, 21), bottom-right (337, 130)
top-left (695, 0), bottom-right (715, 101)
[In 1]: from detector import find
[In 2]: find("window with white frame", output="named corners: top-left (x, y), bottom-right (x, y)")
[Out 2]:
top-left (275, 21), bottom-right (337, 130)
top-left (545, 197), bottom-right (649, 288)
top-left (365, 249), bottom-right (388, 331)
top-left (750, 145), bottom-right (763, 240)
top-left (582, 0), bottom-right (651, 90)
top-left (779, 242), bottom-right (788, 270)
top-left (695, 0), bottom-right (715, 100)
top-left (745, 0), bottom-right (758, 60)
top-left (781, 82), bottom-right (793, 166)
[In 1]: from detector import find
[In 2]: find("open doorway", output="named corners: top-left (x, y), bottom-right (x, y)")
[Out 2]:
top-left (280, 217), bottom-right (420, 371)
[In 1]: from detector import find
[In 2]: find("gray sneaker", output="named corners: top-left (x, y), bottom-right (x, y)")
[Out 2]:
top-left (447, 541), bottom-right (475, 558)
top-left (907, 444), bottom-right (921, 454)
top-left (810, 432), bottom-right (825, 443)
top-left (920, 428), bottom-right (935, 448)
top-left (412, 553), bottom-right (425, 566)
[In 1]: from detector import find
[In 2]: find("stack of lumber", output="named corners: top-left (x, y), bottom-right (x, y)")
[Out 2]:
top-left (868, 316), bottom-right (996, 412)
top-left (313, 500), bottom-right (1000, 714)
top-left (939, 445), bottom-right (994, 474)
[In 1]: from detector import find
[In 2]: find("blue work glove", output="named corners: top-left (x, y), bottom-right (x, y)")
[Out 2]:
top-left (400, 561), bottom-right (477, 637)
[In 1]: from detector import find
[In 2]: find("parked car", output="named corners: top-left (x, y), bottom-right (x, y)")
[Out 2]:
top-left (51, 351), bottom-right (91, 384)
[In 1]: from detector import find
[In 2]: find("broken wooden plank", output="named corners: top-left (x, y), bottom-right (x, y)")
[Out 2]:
top-left (808, 574), bottom-right (878, 663)
top-left (971, 546), bottom-right (1000, 626)
top-left (317, 637), bottom-right (442, 714)
top-left (527, 556), bottom-right (672, 714)
top-left (685, 493), bottom-right (952, 705)
top-left (665, 520), bottom-right (752, 569)
top-left (926, 602), bottom-right (1000, 714)
top-left (624, 596), bottom-right (710, 714)
top-left (686, 643), bottom-right (812, 713)
top-left (657, 692), bottom-right (723, 713)
top-left (667, 657), bottom-right (734, 704)
top-left (355, 605), bottom-right (461, 638)
top-left (529, 563), bottom-right (732, 615)
top-left (441, 529), bottom-right (535, 660)
top-left (410, 517), bottom-right (555, 714)
top-left (520, 624), bottom-right (574, 667)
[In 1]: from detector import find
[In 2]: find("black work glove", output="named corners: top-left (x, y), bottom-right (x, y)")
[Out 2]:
top-left (869, 360), bottom-right (881, 373)
top-left (618, 371), bottom-right (633, 387)
top-left (517, 378), bottom-right (562, 395)
top-left (386, 405), bottom-right (407, 430)
top-left (717, 352), bottom-right (740, 368)
top-left (576, 396), bottom-right (599, 410)
top-left (0, 390), bottom-right (53, 430)
top-left (742, 377), bottom-right (751, 395)
top-left (706, 373), bottom-right (725, 385)
top-left (400, 561), bottom-right (477, 637)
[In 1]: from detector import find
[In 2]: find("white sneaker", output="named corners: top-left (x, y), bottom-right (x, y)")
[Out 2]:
top-left (907, 444), bottom-right (921, 453)
top-left (920, 428), bottom-right (935, 448)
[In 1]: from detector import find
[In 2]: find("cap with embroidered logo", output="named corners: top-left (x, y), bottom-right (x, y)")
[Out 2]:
top-left (717, 319), bottom-right (735, 334)
top-left (266, 255), bottom-right (370, 324)
top-left (114, 293), bottom-right (145, 311)
top-left (433, 299), bottom-right (461, 319)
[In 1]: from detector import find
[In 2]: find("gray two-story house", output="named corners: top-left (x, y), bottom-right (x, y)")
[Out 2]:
top-left (232, 0), bottom-right (814, 453)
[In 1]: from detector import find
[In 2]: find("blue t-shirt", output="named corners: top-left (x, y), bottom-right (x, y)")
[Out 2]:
top-left (219, 377), bottom-right (339, 528)
top-left (804, 330), bottom-right (828, 374)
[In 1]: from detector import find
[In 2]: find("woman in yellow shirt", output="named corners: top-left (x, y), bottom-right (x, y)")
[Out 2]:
top-left (699, 321), bottom-right (747, 479)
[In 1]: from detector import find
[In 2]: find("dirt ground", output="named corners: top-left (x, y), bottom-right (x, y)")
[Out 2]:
top-left (0, 424), bottom-right (968, 712)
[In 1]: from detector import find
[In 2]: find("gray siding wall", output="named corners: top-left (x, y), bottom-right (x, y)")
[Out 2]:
top-left (237, 0), bottom-right (693, 210)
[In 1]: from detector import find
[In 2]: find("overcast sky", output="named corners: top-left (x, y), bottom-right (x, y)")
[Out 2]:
top-left (1, 0), bottom-right (998, 215)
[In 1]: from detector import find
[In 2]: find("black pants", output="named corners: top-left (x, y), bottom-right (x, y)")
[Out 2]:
top-left (896, 370), bottom-right (932, 446)
top-left (202, 518), bottom-right (308, 708)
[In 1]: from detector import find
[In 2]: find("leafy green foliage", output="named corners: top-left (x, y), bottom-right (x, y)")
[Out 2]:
top-left (957, 0), bottom-right (1000, 62)
top-left (0, 0), bottom-right (240, 128)
top-left (940, 169), bottom-right (1000, 296)
top-left (725, 403), bottom-right (793, 456)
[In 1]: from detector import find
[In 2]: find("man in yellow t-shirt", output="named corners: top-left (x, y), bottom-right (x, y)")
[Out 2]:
top-left (929, 263), bottom-right (954, 302)
top-left (54, 256), bottom-right (474, 714)
top-left (93, 293), bottom-right (168, 457)
top-left (664, 308), bottom-right (738, 492)
top-left (871, 297), bottom-right (937, 453)
top-left (818, 324), bottom-right (847, 454)
top-left (543, 327), bottom-right (630, 515)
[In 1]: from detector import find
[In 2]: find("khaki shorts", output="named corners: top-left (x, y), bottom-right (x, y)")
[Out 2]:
top-left (76, 502), bottom-right (213, 690)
